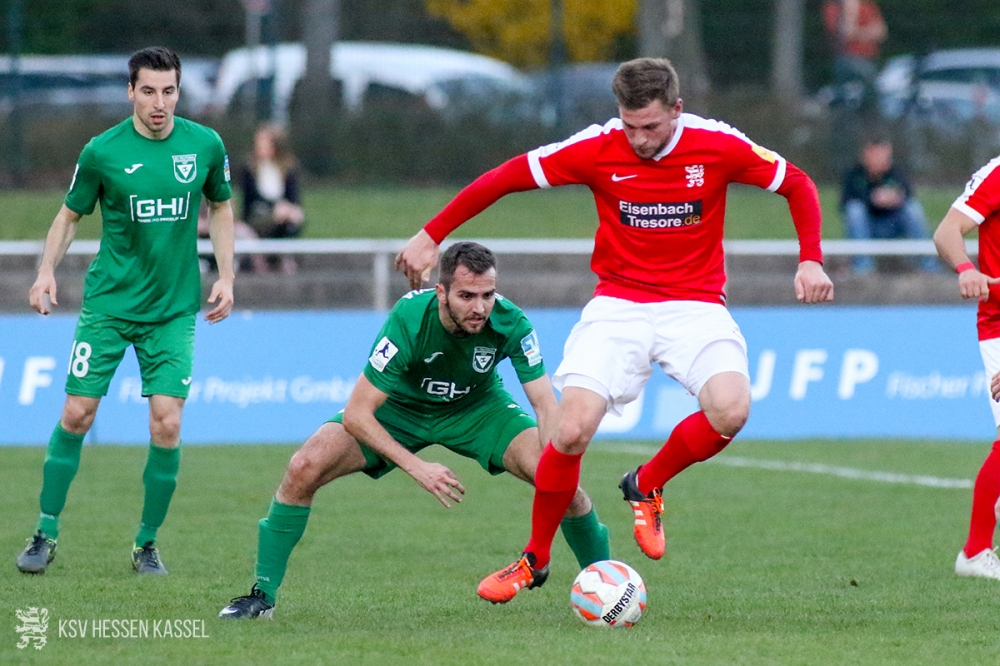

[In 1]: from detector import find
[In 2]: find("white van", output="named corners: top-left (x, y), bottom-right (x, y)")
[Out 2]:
top-left (0, 54), bottom-right (219, 117)
top-left (211, 41), bottom-right (532, 124)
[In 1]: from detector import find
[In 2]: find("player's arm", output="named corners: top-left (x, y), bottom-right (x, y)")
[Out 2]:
top-left (204, 198), bottom-right (236, 324)
top-left (395, 155), bottom-right (538, 289)
top-left (774, 163), bottom-right (835, 304)
top-left (521, 374), bottom-right (559, 448)
top-left (342, 374), bottom-right (465, 507)
top-left (29, 204), bottom-right (83, 315)
top-left (933, 207), bottom-right (998, 301)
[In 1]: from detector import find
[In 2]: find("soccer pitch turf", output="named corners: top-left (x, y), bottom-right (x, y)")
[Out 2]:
top-left (2, 439), bottom-right (999, 665)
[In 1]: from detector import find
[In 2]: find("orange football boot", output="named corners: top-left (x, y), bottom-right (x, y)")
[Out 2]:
top-left (477, 552), bottom-right (549, 603)
top-left (620, 468), bottom-right (665, 560)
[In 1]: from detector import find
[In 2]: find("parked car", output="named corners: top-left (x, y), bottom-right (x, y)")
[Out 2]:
top-left (0, 54), bottom-right (220, 117)
top-left (877, 48), bottom-right (1000, 127)
top-left (210, 41), bottom-right (533, 124)
top-left (528, 62), bottom-right (620, 129)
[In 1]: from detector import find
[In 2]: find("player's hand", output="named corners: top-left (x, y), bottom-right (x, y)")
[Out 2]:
top-left (958, 268), bottom-right (1000, 302)
top-left (794, 260), bottom-right (834, 304)
top-left (395, 229), bottom-right (439, 290)
top-left (408, 459), bottom-right (465, 508)
top-left (28, 271), bottom-right (58, 315)
top-left (991, 370), bottom-right (1000, 403)
top-left (205, 277), bottom-right (234, 324)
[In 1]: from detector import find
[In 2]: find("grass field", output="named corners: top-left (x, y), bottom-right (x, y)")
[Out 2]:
top-left (2, 439), bottom-right (998, 665)
top-left (0, 183), bottom-right (963, 242)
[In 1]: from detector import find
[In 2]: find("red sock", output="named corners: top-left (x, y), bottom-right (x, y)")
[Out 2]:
top-left (964, 440), bottom-right (1000, 558)
top-left (524, 443), bottom-right (582, 569)
top-left (636, 411), bottom-right (731, 496)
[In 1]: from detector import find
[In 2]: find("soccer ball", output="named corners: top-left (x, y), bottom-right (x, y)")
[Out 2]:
top-left (570, 560), bottom-right (646, 627)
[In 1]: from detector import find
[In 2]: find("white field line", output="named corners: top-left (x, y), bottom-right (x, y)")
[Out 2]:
top-left (605, 444), bottom-right (973, 489)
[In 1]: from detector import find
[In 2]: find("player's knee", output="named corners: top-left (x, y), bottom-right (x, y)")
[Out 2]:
top-left (61, 401), bottom-right (96, 433)
top-left (283, 450), bottom-right (323, 496)
top-left (711, 400), bottom-right (749, 438)
top-left (149, 411), bottom-right (182, 443)
top-left (554, 419), bottom-right (592, 455)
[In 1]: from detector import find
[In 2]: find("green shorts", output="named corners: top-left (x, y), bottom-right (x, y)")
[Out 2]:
top-left (329, 389), bottom-right (537, 479)
top-left (65, 307), bottom-right (196, 399)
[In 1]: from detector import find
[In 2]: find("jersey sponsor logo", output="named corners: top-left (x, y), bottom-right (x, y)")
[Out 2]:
top-left (172, 154), bottom-right (198, 183)
top-left (685, 164), bottom-right (705, 188)
top-left (129, 192), bottom-right (192, 223)
top-left (369, 336), bottom-right (398, 372)
top-left (124, 163), bottom-right (144, 174)
top-left (611, 173), bottom-right (638, 182)
top-left (420, 377), bottom-right (471, 401)
top-left (472, 346), bottom-right (496, 374)
top-left (751, 143), bottom-right (777, 163)
top-left (223, 154), bottom-right (231, 182)
top-left (423, 351), bottom-right (444, 363)
top-left (618, 199), bottom-right (703, 231)
top-left (520, 330), bottom-right (542, 367)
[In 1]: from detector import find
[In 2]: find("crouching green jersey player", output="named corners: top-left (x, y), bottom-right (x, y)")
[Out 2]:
top-left (219, 242), bottom-right (610, 618)
top-left (17, 46), bottom-right (236, 576)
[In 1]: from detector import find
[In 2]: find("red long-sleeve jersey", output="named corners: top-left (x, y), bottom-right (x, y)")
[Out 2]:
top-left (426, 113), bottom-right (824, 304)
top-left (952, 155), bottom-right (1000, 340)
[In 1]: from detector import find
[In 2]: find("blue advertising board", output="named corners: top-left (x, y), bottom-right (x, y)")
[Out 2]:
top-left (0, 305), bottom-right (990, 445)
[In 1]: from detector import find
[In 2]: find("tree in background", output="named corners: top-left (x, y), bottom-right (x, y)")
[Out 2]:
top-left (424, 0), bottom-right (636, 68)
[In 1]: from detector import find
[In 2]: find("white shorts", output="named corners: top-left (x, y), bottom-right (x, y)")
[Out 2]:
top-left (979, 338), bottom-right (1000, 426)
top-left (553, 297), bottom-right (749, 417)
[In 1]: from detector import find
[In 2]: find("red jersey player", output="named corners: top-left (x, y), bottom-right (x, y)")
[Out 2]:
top-left (397, 58), bottom-right (835, 603)
top-left (933, 156), bottom-right (1000, 581)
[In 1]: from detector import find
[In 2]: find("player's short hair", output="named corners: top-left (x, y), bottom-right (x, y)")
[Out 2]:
top-left (612, 58), bottom-right (680, 110)
top-left (439, 242), bottom-right (497, 289)
top-left (128, 46), bottom-right (181, 88)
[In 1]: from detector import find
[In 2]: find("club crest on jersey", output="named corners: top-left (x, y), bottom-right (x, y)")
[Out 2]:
top-left (685, 164), bottom-right (705, 188)
top-left (472, 346), bottom-right (496, 374)
top-left (172, 154), bottom-right (198, 183)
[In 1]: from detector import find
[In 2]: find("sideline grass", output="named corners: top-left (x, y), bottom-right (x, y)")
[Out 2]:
top-left (2, 439), bottom-right (997, 665)
top-left (1, 184), bottom-right (961, 242)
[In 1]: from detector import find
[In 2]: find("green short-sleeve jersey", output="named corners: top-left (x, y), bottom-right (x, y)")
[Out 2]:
top-left (65, 116), bottom-right (232, 322)
top-left (363, 289), bottom-right (546, 411)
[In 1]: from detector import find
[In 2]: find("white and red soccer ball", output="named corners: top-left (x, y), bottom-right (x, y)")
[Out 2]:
top-left (570, 559), bottom-right (646, 627)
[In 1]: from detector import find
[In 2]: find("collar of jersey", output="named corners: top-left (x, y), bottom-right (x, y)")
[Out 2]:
top-left (651, 112), bottom-right (686, 161)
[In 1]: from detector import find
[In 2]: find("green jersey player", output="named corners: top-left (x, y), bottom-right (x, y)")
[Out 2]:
top-left (17, 46), bottom-right (235, 576)
top-left (219, 242), bottom-right (610, 619)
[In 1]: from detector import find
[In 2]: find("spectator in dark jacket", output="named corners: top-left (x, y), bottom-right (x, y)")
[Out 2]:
top-left (242, 123), bottom-right (304, 273)
top-left (840, 135), bottom-right (939, 273)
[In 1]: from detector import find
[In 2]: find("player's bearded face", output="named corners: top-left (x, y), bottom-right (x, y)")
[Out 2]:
top-left (128, 68), bottom-right (180, 139)
top-left (437, 266), bottom-right (497, 336)
top-left (620, 98), bottom-right (682, 160)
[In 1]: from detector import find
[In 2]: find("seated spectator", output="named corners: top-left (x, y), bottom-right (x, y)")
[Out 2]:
top-left (840, 134), bottom-right (940, 273)
top-left (242, 123), bottom-right (304, 273)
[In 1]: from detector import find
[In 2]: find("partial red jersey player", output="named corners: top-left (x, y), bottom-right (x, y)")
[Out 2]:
top-left (933, 155), bottom-right (1000, 581)
top-left (397, 58), bottom-right (834, 604)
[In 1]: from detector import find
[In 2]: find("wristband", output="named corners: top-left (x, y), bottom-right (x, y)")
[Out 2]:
top-left (956, 262), bottom-right (976, 274)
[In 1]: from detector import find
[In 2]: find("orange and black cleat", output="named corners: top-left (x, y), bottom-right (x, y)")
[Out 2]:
top-left (620, 468), bottom-right (665, 560)
top-left (477, 552), bottom-right (549, 604)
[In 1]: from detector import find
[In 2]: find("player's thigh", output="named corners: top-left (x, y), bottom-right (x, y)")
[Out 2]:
top-left (979, 339), bottom-right (1000, 434)
top-left (64, 308), bottom-right (131, 398)
top-left (650, 302), bottom-right (749, 397)
top-left (501, 426), bottom-right (543, 485)
top-left (436, 391), bottom-right (537, 477)
top-left (327, 404), bottom-right (432, 480)
top-left (132, 314), bottom-right (196, 399)
top-left (292, 420), bottom-right (369, 487)
top-left (553, 297), bottom-right (656, 417)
